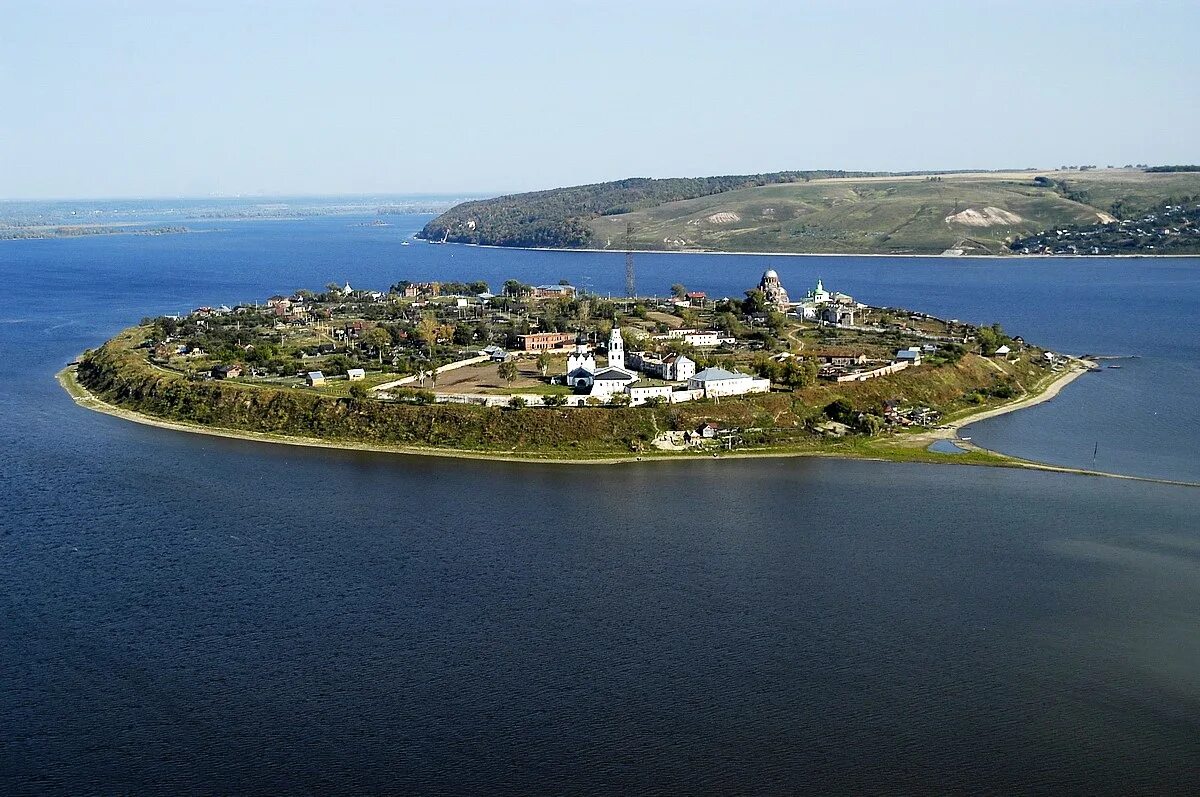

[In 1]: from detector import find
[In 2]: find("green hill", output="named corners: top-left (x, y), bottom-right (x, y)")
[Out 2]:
top-left (423, 169), bottom-right (1200, 256)
top-left (594, 170), bottom-right (1200, 255)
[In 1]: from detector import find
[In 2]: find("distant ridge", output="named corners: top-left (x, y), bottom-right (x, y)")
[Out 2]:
top-left (418, 169), bottom-right (990, 249)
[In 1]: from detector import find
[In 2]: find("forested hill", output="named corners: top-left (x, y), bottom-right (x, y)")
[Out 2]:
top-left (417, 170), bottom-right (927, 248)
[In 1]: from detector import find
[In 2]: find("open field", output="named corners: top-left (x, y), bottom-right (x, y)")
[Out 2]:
top-left (583, 169), bottom-right (1200, 255)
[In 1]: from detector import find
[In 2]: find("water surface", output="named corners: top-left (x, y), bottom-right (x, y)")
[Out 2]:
top-left (2, 212), bottom-right (1199, 793)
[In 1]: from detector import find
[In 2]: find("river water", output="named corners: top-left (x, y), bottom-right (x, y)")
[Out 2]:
top-left (2, 213), bottom-right (1199, 793)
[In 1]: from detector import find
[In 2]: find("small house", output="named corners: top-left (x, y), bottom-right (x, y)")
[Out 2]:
top-left (698, 422), bottom-right (719, 439)
top-left (347, 368), bottom-right (366, 381)
top-left (994, 345), bottom-right (1012, 357)
top-left (306, 371), bottom-right (326, 387)
top-left (211, 364), bottom-right (243, 380)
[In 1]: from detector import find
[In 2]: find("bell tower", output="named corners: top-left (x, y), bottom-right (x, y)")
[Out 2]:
top-left (608, 326), bottom-right (625, 370)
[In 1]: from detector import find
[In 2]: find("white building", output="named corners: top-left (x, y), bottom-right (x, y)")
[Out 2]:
top-left (687, 367), bottom-right (770, 398)
top-left (804, 278), bottom-right (831, 305)
top-left (662, 353), bottom-right (696, 381)
top-left (683, 331), bottom-right (720, 347)
top-left (895, 347), bottom-right (922, 365)
top-left (628, 383), bottom-right (674, 406)
top-left (347, 368), bottom-right (366, 381)
top-left (590, 367), bottom-right (638, 400)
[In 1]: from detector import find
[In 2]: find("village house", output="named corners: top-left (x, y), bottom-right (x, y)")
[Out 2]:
top-left (403, 282), bottom-right (441, 298)
top-left (815, 350), bottom-right (868, 367)
top-left (306, 371), bottom-right (326, 387)
top-left (483, 344), bottom-right (509, 363)
top-left (211, 363), bottom-right (243, 380)
top-left (532, 284), bottom-right (577, 300)
top-left (819, 305), bottom-right (856, 326)
top-left (895, 347), bottom-right (923, 365)
top-left (346, 368), bottom-right (366, 381)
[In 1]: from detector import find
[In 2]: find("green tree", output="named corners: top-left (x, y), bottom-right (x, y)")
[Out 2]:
top-left (535, 351), bottom-right (552, 377)
top-left (742, 289), bottom-right (768, 315)
top-left (498, 360), bottom-right (518, 383)
top-left (824, 399), bottom-right (855, 424)
top-left (364, 327), bottom-right (391, 364)
top-left (671, 283), bottom-right (687, 299)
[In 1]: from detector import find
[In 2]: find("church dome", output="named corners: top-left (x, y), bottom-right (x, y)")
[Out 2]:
top-left (763, 269), bottom-right (779, 280)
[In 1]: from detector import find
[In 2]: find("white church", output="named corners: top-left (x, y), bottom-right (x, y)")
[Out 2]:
top-left (588, 327), bottom-right (640, 400)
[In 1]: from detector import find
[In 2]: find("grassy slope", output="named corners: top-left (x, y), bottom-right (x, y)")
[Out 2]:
top-left (590, 170), bottom-right (1200, 255)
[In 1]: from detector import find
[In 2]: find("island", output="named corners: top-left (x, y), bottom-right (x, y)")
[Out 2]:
top-left (61, 270), bottom-right (1105, 472)
top-left (419, 166), bottom-right (1200, 256)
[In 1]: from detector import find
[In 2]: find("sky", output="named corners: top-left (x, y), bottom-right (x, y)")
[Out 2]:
top-left (1, 0), bottom-right (1197, 199)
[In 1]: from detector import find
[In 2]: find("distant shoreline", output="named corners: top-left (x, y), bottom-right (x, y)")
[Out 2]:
top-left (56, 360), bottom-right (1200, 488)
top-left (426, 239), bottom-right (1200, 260)
top-left (0, 225), bottom-right (195, 242)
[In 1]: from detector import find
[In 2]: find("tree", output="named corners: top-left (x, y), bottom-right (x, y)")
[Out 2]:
top-left (364, 327), bottom-right (391, 364)
top-left (508, 396), bottom-right (527, 409)
top-left (347, 382), bottom-right (369, 403)
top-left (671, 283), bottom-right (687, 299)
top-left (415, 314), bottom-right (439, 360)
top-left (975, 323), bottom-right (1008, 355)
top-left (742, 289), bottom-right (768, 315)
top-left (824, 399), bottom-right (855, 424)
top-left (609, 393), bottom-right (630, 406)
top-left (535, 351), bottom-right (552, 377)
top-left (543, 393), bottom-right (567, 407)
top-left (498, 360), bottom-right (518, 383)
top-left (503, 279), bottom-right (530, 297)
top-left (438, 323), bottom-right (456, 353)
top-left (857, 414), bottom-right (883, 435)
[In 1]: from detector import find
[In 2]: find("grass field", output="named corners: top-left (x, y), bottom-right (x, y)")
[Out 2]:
top-left (590, 169), bottom-right (1200, 255)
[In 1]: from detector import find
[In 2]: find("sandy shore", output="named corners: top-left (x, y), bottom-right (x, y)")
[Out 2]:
top-left (921, 357), bottom-right (1095, 442)
top-left (56, 364), bottom-right (1200, 487)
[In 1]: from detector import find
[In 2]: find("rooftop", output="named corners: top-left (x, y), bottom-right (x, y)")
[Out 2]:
top-left (690, 367), bottom-right (749, 382)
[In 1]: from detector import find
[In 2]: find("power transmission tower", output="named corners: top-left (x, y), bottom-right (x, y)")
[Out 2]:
top-left (624, 223), bottom-right (636, 298)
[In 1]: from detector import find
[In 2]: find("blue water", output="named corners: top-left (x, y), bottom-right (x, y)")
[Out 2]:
top-left (3, 213), bottom-right (1200, 793)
